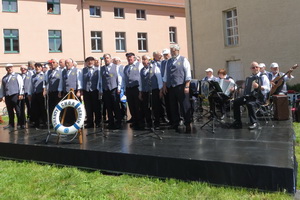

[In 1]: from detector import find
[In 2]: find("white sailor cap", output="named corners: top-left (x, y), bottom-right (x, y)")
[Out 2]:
top-left (162, 49), bottom-right (170, 55)
top-left (6, 63), bottom-right (13, 68)
top-left (205, 68), bottom-right (213, 72)
top-left (270, 62), bottom-right (279, 68)
top-left (258, 63), bottom-right (266, 68)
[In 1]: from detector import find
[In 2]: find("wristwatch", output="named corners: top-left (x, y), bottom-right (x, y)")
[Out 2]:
top-left (185, 86), bottom-right (189, 88)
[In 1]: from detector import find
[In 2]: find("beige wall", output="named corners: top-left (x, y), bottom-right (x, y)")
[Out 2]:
top-left (83, 1), bottom-right (188, 63)
top-left (186, 0), bottom-right (300, 84)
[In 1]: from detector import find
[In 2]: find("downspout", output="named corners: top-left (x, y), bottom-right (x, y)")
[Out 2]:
top-left (81, 0), bottom-right (86, 60)
top-left (188, 0), bottom-right (196, 78)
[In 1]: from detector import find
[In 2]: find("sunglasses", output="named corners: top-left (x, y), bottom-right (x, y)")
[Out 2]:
top-left (251, 66), bottom-right (259, 69)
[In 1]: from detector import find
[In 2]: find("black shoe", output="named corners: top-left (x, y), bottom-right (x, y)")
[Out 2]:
top-left (229, 121), bottom-right (242, 129)
top-left (126, 118), bottom-right (134, 123)
top-left (96, 124), bottom-right (102, 128)
top-left (248, 123), bottom-right (258, 130)
top-left (115, 124), bottom-right (121, 129)
top-left (185, 124), bottom-right (192, 133)
top-left (104, 120), bottom-right (109, 124)
top-left (161, 117), bottom-right (169, 124)
top-left (85, 124), bottom-right (94, 128)
top-left (219, 114), bottom-right (225, 120)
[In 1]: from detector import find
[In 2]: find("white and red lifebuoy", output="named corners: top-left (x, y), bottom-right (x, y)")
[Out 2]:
top-left (52, 99), bottom-right (86, 135)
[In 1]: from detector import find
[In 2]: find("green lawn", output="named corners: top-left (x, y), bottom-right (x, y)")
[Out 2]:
top-left (0, 120), bottom-right (297, 199)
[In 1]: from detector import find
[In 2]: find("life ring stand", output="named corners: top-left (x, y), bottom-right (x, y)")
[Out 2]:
top-left (52, 99), bottom-right (86, 135)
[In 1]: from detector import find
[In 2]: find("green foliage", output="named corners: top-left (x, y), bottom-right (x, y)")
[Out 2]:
top-left (287, 83), bottom-right (300, 92)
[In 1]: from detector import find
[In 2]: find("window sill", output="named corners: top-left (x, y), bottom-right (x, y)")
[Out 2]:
top-left (4, 51), bottom-right (19, 54)
top-left (49, 51), bottom-right (62, 53)
top-left (114, 17), bottom-right (125, 19)
top-left (137, 18), bottom-right (146, 20)
top-left (2, 10), bottom-right (17, 13)
top-left (92, 50), bottom-right (102, 53)
top-left (116, 50), bottom-right (126, 52)
top-left (90, 16), bottom-right (101, 18)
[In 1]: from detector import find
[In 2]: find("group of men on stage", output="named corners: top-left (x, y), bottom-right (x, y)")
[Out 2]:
top-left (0, 43), bottom-right (295, 132)
top-left (0, 44), bottom-right (193, 133)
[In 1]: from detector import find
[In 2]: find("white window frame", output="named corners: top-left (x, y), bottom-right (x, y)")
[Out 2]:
top-left (89, 6), bottom-right (101, 17)
top-left (224, 8), bottom-right (239, 46)
top-left (115, 32), bottom-right (126, 52)
top-left (114, 8), bottom-right (124, 19)
top-left (91, 31), bottom-right (102, 52)
top-left (138, 33), bottom-right (147, 52)
top-left (169, 27), bottom-right (177, 44)
top-left (136, 9), bottom-right (146, 20)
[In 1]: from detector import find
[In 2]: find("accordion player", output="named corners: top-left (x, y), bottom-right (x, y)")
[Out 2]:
top-left (230, 62), bottom-right (270, 130)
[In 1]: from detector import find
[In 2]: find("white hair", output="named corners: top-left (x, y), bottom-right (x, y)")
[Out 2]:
top-left (113, 57), bottom-right (121, 61)
top-left (170, 44), bottom-right (180, 51)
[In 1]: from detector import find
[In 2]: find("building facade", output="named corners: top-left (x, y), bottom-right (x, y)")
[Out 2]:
top-left (0, 0), bottom-right (187, 66)
top-left (186, 0), bottom-right (300, 84)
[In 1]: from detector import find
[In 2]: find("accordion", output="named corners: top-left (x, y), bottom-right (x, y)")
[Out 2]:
top-left (218, 79), bottom-right (235, 96)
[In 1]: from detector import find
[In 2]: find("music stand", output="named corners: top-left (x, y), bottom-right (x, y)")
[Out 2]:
top-left (200, 81), bottom-right (223, 133)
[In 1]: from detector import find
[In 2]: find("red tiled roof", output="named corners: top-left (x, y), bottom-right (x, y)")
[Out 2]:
top-left (101, 0), bottom-right (185, 8)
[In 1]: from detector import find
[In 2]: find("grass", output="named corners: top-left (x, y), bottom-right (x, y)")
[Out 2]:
top-left (0, 118), bottom-right (297, 199)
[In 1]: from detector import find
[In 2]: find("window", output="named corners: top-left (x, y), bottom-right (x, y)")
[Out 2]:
top-left (90, 6), bottom-right (101, 17)
top-left (2, 0), bottom-right (17, 12)
top-left (114, 8), bottom-right (124, 18)
top-left (137, 33), bottom-right (147, 52)
top-left (170, 15), bottom-right (175, 19)
top-left (49, 30), bottom-right (62, 52)
top-left (224, 8), bottom-right (239, 46)
top-left (47, 0), bottom-right (60, 14)
top-left (91, 31), bottom-right (102, 52)
top-left (115, 32), bottom-right (126, 52)
top-left (169, 27), bottom-right (177, 44)
top-left (136, 9), bottom-right (146, 20)
top-left (4, 29), bottom-right (19, 53)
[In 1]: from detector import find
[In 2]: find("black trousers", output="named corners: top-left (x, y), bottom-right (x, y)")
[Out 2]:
top-left (31, 92), bottom-right (47, 128)
top-left (5, 94), bottom-right (22, 126)
top-left (140, 89), bottom-right (160, 127)
top-left (83, 90), bottom-right (101, 126)
top-left (103, 88), bottom-right (121, 127)
top-left (233, 96), bottom-right (260, 124)
top-left (126, 86), bottom-right (140, 126)
top-left (168, 84), bottom-right (191, 126)
top-left (48, 91), bottom-right (60, 120)
top-left (20, 94), bottom-right (31, 123)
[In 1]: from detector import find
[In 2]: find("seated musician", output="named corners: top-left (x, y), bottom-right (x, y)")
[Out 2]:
top-left (230, 62), bottom-right (270, 130)
top-left (212, 69), bottom-right (235, 119)
top-left (268, 62), bottom-right (294, 95)
top-left (199, 68), bottom-right (218, 112)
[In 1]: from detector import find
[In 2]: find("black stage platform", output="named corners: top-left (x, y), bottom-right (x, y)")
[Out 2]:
top-left (0, 116), bottom-right (297, 193)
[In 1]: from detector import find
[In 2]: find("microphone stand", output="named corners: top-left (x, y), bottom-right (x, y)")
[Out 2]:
top-left (134, 63), bottom-right (163, 140)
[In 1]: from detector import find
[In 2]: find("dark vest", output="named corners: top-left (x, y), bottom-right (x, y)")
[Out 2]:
top-left (140, 65), bottom-right (159, 92)
top-left (2, 73), bottom-right (19, 96)
top-left (47, 69), bottom-right (60, 92)
top-left (161, 60), bottom-right (168, 78)
top-left (82, 66), bottom-right (99, 91)
top-left (22, 72), bottom-right (32, 94)
top-left (166, 56), bottom-right (186, 88)
top-left (32, 72), bottom-right (45, 94)
top-left (101, 64), bottom-right (118, 91)
top-left (123, 62), bottom-right (140, 88)
top-left (62, 68), bottom-right (78, 92)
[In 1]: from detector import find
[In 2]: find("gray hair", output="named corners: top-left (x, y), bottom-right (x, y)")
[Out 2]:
top-left (113, 57), bottom-right (121, 61)
top-left (142, 55), bottom-right (151, 60)
top-left (152, 51), bottom-right (161, 56)
top-left (170, 44), bottom-right (180, 51)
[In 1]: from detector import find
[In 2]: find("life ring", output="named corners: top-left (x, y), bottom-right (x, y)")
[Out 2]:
top-left (52, 99), bottom-right (86, 135)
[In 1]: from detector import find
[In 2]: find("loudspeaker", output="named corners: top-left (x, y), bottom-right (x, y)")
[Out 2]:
top-left (273, 95), bottom-right (289, 120)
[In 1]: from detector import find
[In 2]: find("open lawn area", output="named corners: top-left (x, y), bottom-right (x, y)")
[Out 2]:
top-left (0, 120), bottom-right (298, 199)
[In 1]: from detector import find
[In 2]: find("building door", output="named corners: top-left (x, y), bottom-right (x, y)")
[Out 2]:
top-left (227, 60), bottom-right (244, 81)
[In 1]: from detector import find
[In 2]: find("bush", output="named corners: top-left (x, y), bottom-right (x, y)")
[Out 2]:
top-left (287, 83), bottom-right (300, 92)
